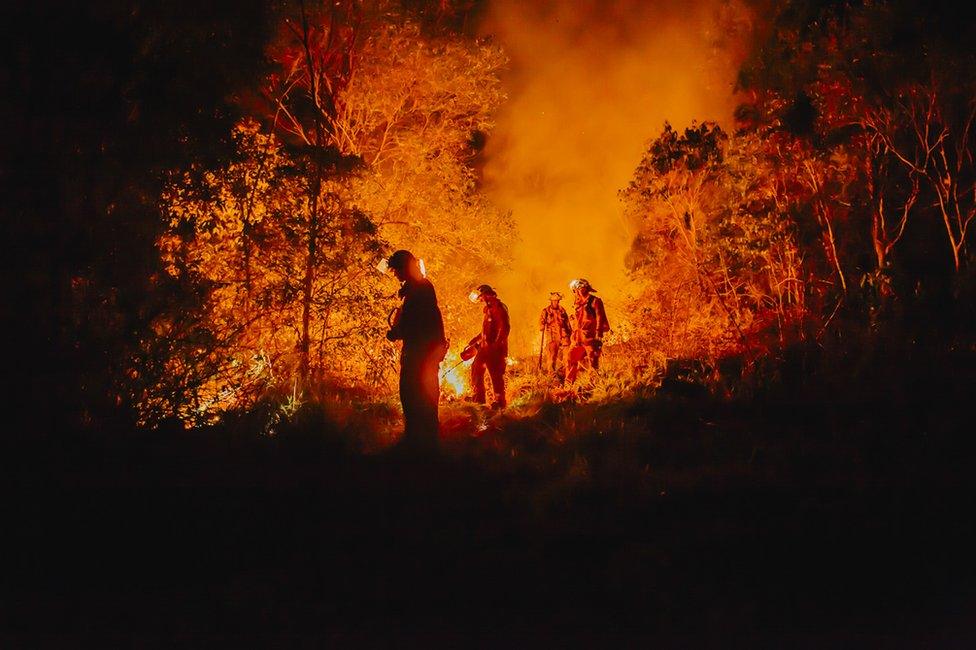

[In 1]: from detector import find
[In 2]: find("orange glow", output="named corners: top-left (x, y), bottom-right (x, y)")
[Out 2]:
top-left (440, 350), bottom-right (472, 397)
top-left (141, 4), bottom-right (765, 425)
top-left (479, 0), bottom-right (749, 355)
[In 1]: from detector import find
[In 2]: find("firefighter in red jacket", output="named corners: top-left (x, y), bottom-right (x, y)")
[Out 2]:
top-left (566, 278), bottom-right (610, 383)
top-left (539, 291), bottom-right (572, 375)
top-left (469, 284), bottom-right (510, 409)
top-left (385, 250), bottom-right (447, 450)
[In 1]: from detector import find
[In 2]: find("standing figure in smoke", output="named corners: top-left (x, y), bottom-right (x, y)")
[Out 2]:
top-left (566, 278), bottom-right (610, 383)
top-left (539, 291), bottom-right (572, 376)
top-left (469, 284), bottom-right (510, 409)
top-left (385, 250), bottom-right (447, 451)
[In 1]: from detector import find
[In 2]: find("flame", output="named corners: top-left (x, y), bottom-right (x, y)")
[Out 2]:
top-left (439, 350), bottom-right (472, 397)
top-left (442, 365), bottom-right (467, 396)
top-left (468, 290), bottom-right (481, 303)
top-left (419, 258), bottom-right (426, 277)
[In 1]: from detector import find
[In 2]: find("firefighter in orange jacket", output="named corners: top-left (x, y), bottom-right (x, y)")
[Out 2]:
top-left (539, 292), bottom-right (571, 375)
top-left (566, 278), bottom-right (610, 383)
top-left (385, 250), bottom-right (447, 450)
top-left (469, 284), bottom-right (510, 409)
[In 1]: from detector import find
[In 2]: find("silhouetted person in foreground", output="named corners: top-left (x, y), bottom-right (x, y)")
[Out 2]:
top-left (566, 278), bottom-right (610, 384)
top-left (469, 284), bottom-right (510, 409)
top-left (386, 250), bottom-right (447, 451)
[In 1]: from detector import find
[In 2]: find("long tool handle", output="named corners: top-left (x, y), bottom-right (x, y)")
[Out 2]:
top-left (537, 324), bottom-right (546, 370)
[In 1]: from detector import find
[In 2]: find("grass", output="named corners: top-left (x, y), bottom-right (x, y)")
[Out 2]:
top-left (3, 343), bottom-right (976, 642)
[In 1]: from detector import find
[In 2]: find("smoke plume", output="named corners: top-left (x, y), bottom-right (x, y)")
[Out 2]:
top-left (479, 0), bottom-right (749, 353)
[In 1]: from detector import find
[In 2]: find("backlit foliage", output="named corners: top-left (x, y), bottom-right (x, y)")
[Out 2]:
top-left (621, 122), bottom-right (807, 360)
top-left (738, 0), bottom-right (976, 288)
top-left (137, 15), bottom-right (512, 426)
top-left (619, 0), bottom-right (976, 368)
top-left (141, 122), bottom-right (384, 425)
top-left (337, 23), bottom-right (512, 342)
top-left (129, 0), bottom-right (976, 427)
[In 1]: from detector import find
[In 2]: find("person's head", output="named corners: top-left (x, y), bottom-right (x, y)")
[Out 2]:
top-left (387, 249), bottom-right (421, 282)
top-left (570, 278), bottom-right (595, 297)
top-left (469, 284), bottom-right (497, 304)
top-left (549, 291), bottom-right (563, 306)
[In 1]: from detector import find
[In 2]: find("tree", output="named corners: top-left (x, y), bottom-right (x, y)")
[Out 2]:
top-left (262, 2), bottom-right (512, 380)
top-left (738, 0), bottom-right (976, 294)
top-left (621, 122), bottom-right (809, 359)
top-left (2, 1), bottom-right (272, 431)
top-left (139, 9), bottom-right (512, 425)
top-left (141, 121), bottom-right (384, 425)
top-left (335, 22), bottom-right (511, 341)
top-left (262, 0), bottom-right (370, 384)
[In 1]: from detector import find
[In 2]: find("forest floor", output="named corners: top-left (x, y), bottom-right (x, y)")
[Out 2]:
top-left (4, 349), bottom-right (976, 645)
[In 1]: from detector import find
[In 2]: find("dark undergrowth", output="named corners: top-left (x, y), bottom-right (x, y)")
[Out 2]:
top-left (4, 343), bottom-right (976, 645)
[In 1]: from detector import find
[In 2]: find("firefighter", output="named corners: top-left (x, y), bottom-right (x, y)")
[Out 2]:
top-left (469, 284), bottom-right (510, 409)
top-left (385, 250), bottom-right (447, 451)
top-left (539, 291), bottom-right (571, 375)
top-left (566, 278), bottom-right (610, 383)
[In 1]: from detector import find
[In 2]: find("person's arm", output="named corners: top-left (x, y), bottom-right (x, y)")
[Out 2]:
top-left (493, 303), bottom-right (511, 345)
top-left (386, 290), bottom-right (406, 341)
top-left (423, 282), bottom-right (446, 347)
top-left (559, 309), bottom-right (572, 339)
top-left (595, 297), bottom-right (610, 337)
top-left (386, 309), bottom-right (403, 341)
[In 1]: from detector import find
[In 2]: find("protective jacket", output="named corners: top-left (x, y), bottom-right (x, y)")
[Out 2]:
top-left (472, 296), bottom-right (510, 407)
top-left (388, 278), bottom-right (447, 357)
top-left (540, 305), bottom-right (572, 343)
top-left (387, 277), bottom-right (446, 449)
top-left (572, 293), bottom-right (610, 344)
top-left (481, 296), bottom-right (511, 353)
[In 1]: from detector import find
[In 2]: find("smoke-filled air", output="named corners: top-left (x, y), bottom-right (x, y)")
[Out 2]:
top-left (482, 0), bottom-right (746, 354)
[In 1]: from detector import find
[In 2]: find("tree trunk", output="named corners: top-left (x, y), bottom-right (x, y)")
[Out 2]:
top-left (865, 153), bottom-right (887, 273)
top-left (816, 200), bottom-right (847, 293)
top-left (241, 216), bottom-right (253, 319)
top-left (240, 150), bottom-right (270, 319)
top-left (871, 199), bottom-right (887, 272)
top-left (300, 169), bottom-right (319, 386)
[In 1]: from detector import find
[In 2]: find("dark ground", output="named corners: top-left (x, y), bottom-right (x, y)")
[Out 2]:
top-left (3, 348), bottom-right (976, 647)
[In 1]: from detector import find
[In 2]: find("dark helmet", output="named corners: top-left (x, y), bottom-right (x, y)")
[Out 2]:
top-left (387, 249), bottom-right (416, 271)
